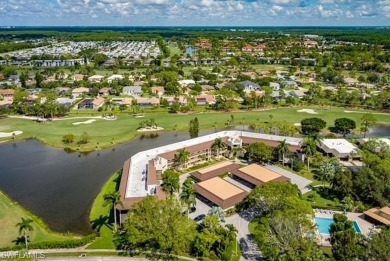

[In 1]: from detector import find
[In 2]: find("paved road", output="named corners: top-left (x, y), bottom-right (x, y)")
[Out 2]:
top-left (264, 165), bottom-right (312, 194)
top-left (44, 257), bottom-right (147, 261)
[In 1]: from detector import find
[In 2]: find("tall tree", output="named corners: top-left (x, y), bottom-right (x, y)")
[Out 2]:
top-left (103, 191), bottom-right (124, 231)
top-left (189, 117), bottom-right (199, 138)
top-left (15, 218), bottom-right (34, 249)
top-left (360, 113), bottom-right (377, 138)
top-left (300, 117), bottom-right (326, 136)
top-left (330, 214), bottom-right (365, 261)
top-left (162, 169), bottom-right (180, 196)
top-left (211, 138), bottom-right (227, 158)
top-left (276, 139), bottom-right (290, 166)
top-left (247, 142), bottom-right (273, 164)
top-left (302, 138), bottom-right (317, 170)
top-left (121, 196), bottom-right (196, 256)
top-left (175, 148), bottom-right (190, 169)
top-left (334, 118), bottom-right (356, 137)
top-left (180, 178), bottom-right (196, 216)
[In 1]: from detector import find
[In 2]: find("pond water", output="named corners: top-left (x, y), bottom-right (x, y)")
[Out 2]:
top-left (367, 124), bottom-right (390, 137)
top-left (0, 132), bottom-right (191, 235)
top-left (185, 46), bottom-right (196, 56)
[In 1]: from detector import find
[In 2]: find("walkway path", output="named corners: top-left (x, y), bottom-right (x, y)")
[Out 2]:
top-left (264, 165), bottom-right (312, 194)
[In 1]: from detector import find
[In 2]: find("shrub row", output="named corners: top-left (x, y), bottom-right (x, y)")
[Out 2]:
top-left (0, 234), bottom-right (96, 251)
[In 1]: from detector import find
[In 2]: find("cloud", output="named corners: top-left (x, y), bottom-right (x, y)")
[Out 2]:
top-left (0, 0), bottom-right (388, 25)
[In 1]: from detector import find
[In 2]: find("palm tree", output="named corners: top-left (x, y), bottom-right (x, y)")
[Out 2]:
top-left (302, 138), bottom-right (317, 171)
top-left (277, 139), bottom-right (290, 166)
top-left (212, 138), bottom-right (227, 158)
top-left (103, 191), bottom-right (124, 232)
top-left (161, 169), bottom-right (180, 196)
top-left (15, 218), bottom-right (33, 249)
top-left (180, 179), bottom-right (196, 217)
top-left (175, 148), bottom-right (190, 169)
top-left (208, 206), bottom-right (225, 222)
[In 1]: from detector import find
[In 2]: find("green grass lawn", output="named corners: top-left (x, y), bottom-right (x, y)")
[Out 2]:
top-left (168, 44), bottom-right (182, 57)
top-left (0, 191), bottom-right (78, 248)
top-left (1, 107), bottom-right (390, 151)
top-left (87, 171), bottom-right (121, 249)
top-left (303, 188), bottom-right (342, 210)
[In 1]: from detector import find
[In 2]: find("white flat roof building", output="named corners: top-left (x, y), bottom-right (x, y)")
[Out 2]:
top-left (319, 139), bottom-right (360, 159)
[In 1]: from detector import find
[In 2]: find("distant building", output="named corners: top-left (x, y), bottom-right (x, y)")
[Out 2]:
top-left (123, 86), bottom-right (143, 97)
top-left (88, 75), bottom-right (105, 83)
top-left (72, 87), bottom-right (89, 98)
top-left (239, 80), bottom-right (260, 92)
top-left (77, 97), bottom-right (105, 109)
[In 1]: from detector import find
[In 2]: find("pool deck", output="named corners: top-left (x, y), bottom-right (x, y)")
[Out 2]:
top-left (314, 210), bottom-right (374, 246)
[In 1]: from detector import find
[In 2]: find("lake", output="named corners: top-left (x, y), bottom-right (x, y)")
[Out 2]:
top-left (0, 133), bottom-right (190, 235)
top-left (0, 124), bottom-right (388, 235)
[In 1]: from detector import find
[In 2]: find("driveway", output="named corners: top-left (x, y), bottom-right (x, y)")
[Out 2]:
top-left (264, 165), bottom-right (312, 194)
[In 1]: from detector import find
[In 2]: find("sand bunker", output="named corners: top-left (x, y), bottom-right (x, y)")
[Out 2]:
top-left (297, 109), bottom-right (318, 114)
top-left (0, 131), bottom-right (23, 138)
top-left (293, 123), bottom-right (301, 127)
top-left (72, 119), bottom-right (96, 125)
top-left (137, 127), bottom-right (164, 132)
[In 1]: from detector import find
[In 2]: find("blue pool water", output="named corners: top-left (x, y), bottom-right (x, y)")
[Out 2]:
top-left (315, 217), bottom-right (362, 235)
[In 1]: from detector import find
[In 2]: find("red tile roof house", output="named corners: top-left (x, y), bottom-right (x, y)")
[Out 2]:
top-left (0, 89), bottom-right (14, 106)
top-left (0, 89), bottom-right (15, 98)
top-left (196, 94), bottom-right (216, 105)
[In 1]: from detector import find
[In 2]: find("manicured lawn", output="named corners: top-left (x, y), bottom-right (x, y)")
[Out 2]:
top-left (303, 188), bottom-right (341, 210)
top-left (1, 107), bottom-right (389, 151)
top-left (87, 171), bottom-right (121, 249)
top-left (0, 191), bottom-right (77, 248)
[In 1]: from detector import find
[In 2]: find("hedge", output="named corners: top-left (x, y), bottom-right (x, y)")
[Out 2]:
top-left (0, 234), bottom-right (96, 251)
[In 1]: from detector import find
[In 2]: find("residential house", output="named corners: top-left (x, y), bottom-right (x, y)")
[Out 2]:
top-left (344, 77), bottom-right (360, 86)
top-left (135, 97), bottom-right (160, 108)
top-left (270, 82), bottom-right (280, 91)
top-left (0, 89), bottom-right (14, 106)
top-left (8, 75), bottom-right (20, 84)
top-left (164, 96), bottom-right (188, 106)
top-left (195, 94), bottom-right (216, 105)
top-left (55, 87), bottom-right (71, 95)
top-left (26, 88), bottom-right (42, 95)
top-left (88, 75), bottom-right (105, 83)
top-left (239, 80), bottom-right (260, 92)
top-left (288, 87), bottom-right (308, 98)
top-left (304, 40), bottom-right (318, 48)
top-left (99, 87), bottom-right (112, 96)
top-left (72, 87), bottom-right (89, 98)
top-left (201, 85), bottom-right (215, 92)
top-left (55, 97), bottom-right (75, 108)
top-left (0, 89), bottom-right (15, 98)
top-left (123, 86), bottom-right (143, 97)
top-left (178, 80), bottom-right (196, 87)
top-left (78, 97), bottom-right (105, 109)
top-left (111, 97), bottom-right (132, 106)
top-left (70, 74), bottom-right (85, 81)
top-left (151, 86), bottom-right (165, 97)
top-left (107, 74), bottom-right (124, 83)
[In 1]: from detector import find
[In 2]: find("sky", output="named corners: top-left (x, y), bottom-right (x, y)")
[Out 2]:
top-left (0, 0), bottom-right (389, 26)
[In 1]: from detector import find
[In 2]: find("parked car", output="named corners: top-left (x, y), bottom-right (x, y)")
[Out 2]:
top-left (194, 214), bottom-right (206, 222)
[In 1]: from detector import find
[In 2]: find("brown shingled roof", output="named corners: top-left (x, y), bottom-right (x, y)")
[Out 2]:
top-left (240, 136), bottom-right (301, 152)
top-left (148, 159), bottom-right (157, 186)
top-left (191, 162), bottom-right (241, 181)
top-left (158, 137), bottom-right (229, 161)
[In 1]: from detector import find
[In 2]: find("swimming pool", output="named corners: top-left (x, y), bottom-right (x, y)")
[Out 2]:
top-left (315, 217), bottom-right (362, 235)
